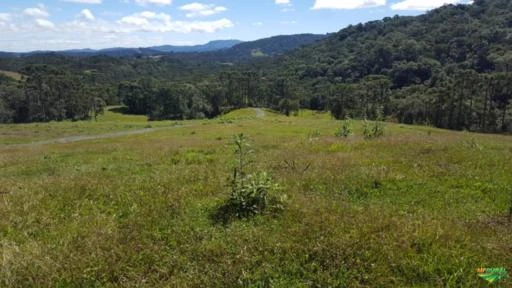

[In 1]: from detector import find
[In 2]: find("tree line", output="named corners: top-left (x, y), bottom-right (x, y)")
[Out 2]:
top-left (325, 71), bottom-right (511, 132)
top-left (0, 65), bottom-right (105, 123)
top-left (117, 72), bottom-right (300, 120)
top-left (0, 65), bottom-right (510, 133)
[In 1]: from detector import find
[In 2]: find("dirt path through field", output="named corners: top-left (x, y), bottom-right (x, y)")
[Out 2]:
top-left (2, 126), bottom-right (178, 148)
top-left (3, 110), bottom-right (269, 149)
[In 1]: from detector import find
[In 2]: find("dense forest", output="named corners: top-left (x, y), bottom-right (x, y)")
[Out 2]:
top-left (0, 0), bottom-right (511, 132)
top-left (0, 66), bottom-right (105, 123)
top-left (283, 0), bottom-right (512, 132)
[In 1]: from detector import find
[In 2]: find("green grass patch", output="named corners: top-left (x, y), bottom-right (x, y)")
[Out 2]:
top-left (251, 49), bottom-right (268, 57)
top-left (1, 109), bottom-right (511, 287)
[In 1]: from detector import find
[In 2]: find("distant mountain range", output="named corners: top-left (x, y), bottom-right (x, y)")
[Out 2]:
top-left (0, 40), bottom-right (242, 58)
top-left (0, 35), bottom-right (327, 59)
top-left (155, 33), bottom-right (330, 62)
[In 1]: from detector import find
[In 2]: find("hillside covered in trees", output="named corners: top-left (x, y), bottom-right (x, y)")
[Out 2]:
top-left (0, 0), bottom-right (511, 133)
top-left (280, 0), bottom-right (512, 132)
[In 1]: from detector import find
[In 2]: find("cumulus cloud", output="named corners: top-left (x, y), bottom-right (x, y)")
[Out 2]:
top-left (0, 13), bottom-right (17, 31)
top-left (119, 11), bottom-right (171, 27)
top-left (135, 0), bottom-right (172, 6)
top-left (36, 18), bottom-right (55, 29)
top-left (1, 3), bottom-right (235, 51)
top-left (23, 6), bottom-right (50, 18)
top-left (179, 3), bottom-right (227, 18)
top-left (119, 16), bottom-right (149, 26)
top-left (0, 13), bottom-right (10, 22)
top-left (61, 0), bottom-right (102, 4)
top-left (312, 0), bottom-right (386, 9)
top-left (173, 18), bottom-right (233, 33)
top-left (81, 9), bottom-right (95, 21)
top-left (118, 11), bottom-right (232, 33)
top-left (391, 0), bottom-right (471, 10)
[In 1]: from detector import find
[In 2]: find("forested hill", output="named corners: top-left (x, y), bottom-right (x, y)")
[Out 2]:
top-left (274, 0), bottom-right (512, 132)
top-left (218, 34), bottom-right (329, 59)
top-left (287, 0), bottom-right (512, 79)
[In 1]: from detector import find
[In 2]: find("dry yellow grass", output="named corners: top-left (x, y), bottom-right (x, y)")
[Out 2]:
top-left (0, 70), bottom-right (24, 81)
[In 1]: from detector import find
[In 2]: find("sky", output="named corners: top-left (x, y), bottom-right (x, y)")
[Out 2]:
top-left (0, 0), bottom-right (472, 52)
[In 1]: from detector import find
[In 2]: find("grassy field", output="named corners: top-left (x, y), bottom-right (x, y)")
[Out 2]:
top-left (0, 107), bottom-right (178, 145)
top-left (0, 70), bottom-right (24, 81)
top-left (1, 108), bottom-right (511, 287)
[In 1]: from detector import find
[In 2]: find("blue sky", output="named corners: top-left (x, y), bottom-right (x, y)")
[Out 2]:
top-left (0, 0), bottom-right (471, 52)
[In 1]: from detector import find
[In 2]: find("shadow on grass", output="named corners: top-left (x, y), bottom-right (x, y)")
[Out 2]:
top-left (209, 202), bottom-right (244, 226)
top-left (209, 198), bottom-right (285, 226)
top-left (108, 106), bottom-right (130, 114)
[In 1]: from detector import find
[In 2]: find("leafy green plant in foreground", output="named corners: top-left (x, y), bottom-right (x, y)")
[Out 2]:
top-left (214, 133), bottom-right (284, 223)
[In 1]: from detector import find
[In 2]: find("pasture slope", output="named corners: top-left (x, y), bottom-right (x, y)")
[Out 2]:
top-left (0, 70), bottom-right (24, 81)
top-left (0, 108), bottom-right (511, 287)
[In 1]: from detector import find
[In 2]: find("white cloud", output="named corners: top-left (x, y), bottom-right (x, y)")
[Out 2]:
top-left (119, 15), bottom-right (150, 26)
top-left (391, 0), bottom-right (471, 10)
top-left (252, 21), bottom-right (263, 26)
top-left (23, 6), bottom-right (50, 18)
top-left (179, 3), bottom-right (227, 18)
top-left (0, 13), bottom-right (10, 23)
top-left (0, 14), bottom-right (16, 31)
top-left (312, 0), bottom-right (386, 9)
top-left (119, 11), bottom-right (171, 27)
top-left (0, 5), bottom-right (235, 51)
top-left (172, 18), bottom-right (233, 33)
top-left (276, 0), bottom-right (293, 12)
top-left (135, 0), bottom-right (172, 6)
top-left (81, 9), bottom-right (95, 20)
top-left (36, 18), bottom-right (55, 29)
top-left (118, 11), bottom-right (232, 33)
top-left (275, 0), bottom-right (291, 5)
top-left (61, 0), bottom-right (102, 4)
top-left (119, 17), bottom-right (144, 26)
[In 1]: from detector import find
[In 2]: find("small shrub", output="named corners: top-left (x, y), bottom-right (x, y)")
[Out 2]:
top-left (335, 117), bottom-right (353, 138)
top-left (363, 119), bottom-right (385, 139)
top-left (223, 171), bottom-right (283, 219)
top-left (213, 133), bottom-right (285, 224)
